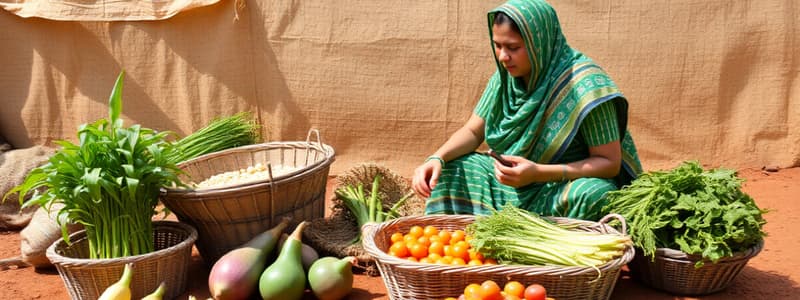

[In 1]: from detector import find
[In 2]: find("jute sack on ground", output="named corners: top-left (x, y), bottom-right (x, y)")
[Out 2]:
top-left (303, 163), bottom-right (425, 276)
top-left (0, 145), bottom-right (56, 230)
top-left (19, 203), bottom-right (83, 268)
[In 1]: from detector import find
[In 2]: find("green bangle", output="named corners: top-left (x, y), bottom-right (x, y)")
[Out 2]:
top-left (425, 156), bottom-right (445, 167)
top-left (561, 164), bottom-right (568, 181)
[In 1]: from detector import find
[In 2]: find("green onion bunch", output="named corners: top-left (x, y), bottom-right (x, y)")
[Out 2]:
top-left (167, 112), bottom-right (260, 164)
top-left (467, 205), bottom-right (632, 268)
top-left (334, 174), bottom-right (412, 244)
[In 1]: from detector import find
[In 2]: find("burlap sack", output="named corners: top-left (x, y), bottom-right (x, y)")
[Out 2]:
top-left (0, 145), bottom-right (56, 230)
top-left (303, 163), bottom-right (425, 276)
top-left (19, 203), bottom-right (83, 268)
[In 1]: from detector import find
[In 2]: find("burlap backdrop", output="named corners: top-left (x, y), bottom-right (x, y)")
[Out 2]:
top-left (1, 0), bottom-right (797, 178)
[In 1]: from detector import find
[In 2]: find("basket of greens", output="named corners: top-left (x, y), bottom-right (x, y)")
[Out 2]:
top-left (603, 161), bottom-right (767, 295)
top-left (4, 72), bottom-right (197, 299)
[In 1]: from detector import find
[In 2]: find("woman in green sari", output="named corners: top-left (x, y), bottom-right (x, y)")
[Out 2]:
top-left (412, 0), bottom-right (643, 221)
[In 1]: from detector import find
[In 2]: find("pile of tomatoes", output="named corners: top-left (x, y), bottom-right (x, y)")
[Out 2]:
top-left (443, 280), bottom-right (549, 300)
top-left (386, 225), bottom-right (497, 265)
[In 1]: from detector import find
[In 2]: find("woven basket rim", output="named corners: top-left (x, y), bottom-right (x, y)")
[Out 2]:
top-left (362, 214), bottom-right (635, 277)
top-left (646, 239), bottom-right (764, 262)
top-left (161, 141), bottom-right (334, 197)
top-left (45, 220), bottom-right (198, 266)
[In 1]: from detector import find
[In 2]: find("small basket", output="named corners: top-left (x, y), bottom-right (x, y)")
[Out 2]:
top-left (628, 240), bottom-right (763, 295)
top-left (160, 129), bottom-right (335, 264)
top-left (46, 221), bottom-right (198, 300)
top-left (362, 214), bottom-right (634, 300)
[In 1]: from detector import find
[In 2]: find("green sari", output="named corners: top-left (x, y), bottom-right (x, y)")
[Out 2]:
top-left (424, 0), bottom-right (643, 221)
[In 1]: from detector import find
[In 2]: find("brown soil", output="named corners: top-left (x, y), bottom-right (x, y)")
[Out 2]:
top-left (1, 167), bottom-right (798, 299)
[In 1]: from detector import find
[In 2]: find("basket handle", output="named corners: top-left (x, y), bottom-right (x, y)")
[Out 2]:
top-left (305, 129), bottom-right (322, 147)
top-left (305, 129), bottom-right (323, 166)
top-left (597, 213), bottom-right (627, 235)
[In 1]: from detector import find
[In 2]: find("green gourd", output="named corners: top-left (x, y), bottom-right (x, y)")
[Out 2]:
top-left (208, 218), bottom-right (289, 300)
top-left (258, 221), bottom-right (308, 300)
top-left (307, 256), bottom-right (355, 300)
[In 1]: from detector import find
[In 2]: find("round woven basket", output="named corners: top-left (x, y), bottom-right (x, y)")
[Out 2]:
top-left (628, 240), bottom-right (763, 295)
top-left (46, 221), bottom-right (198, 300)
top-left (160, 130), bottom-right (335, 264)
top-left (362, 214), bottom-right (634, 300)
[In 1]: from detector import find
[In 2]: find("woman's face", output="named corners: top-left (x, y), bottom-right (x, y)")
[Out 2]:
top-left (492, 23), bottom-right (531, 84)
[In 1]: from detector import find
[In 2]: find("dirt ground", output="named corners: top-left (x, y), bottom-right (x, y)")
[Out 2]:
top-left (1, 167), bottom-right (798, 299)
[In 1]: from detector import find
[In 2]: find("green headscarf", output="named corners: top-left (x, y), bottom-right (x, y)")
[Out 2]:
top-left (474, 0), bottom-right (642, 183)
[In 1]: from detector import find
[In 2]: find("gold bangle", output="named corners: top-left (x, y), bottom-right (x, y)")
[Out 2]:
top-left (425, 156), bottom-right (445, 167)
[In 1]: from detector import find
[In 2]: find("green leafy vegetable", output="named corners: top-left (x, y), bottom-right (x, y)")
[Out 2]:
top-left (603, 161), bottom-right (767, 266)
top-left (3, 71), bottom-right (183, 259)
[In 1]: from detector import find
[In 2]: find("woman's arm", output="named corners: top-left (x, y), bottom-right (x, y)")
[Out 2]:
top-left (412, 113), bottom-right (485, 197)
top-left (431, 113), bottom-right (485, 162)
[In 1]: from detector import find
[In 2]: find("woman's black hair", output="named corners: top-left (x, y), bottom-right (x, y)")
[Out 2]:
top-left (493, 11), bottom-right (521, 34)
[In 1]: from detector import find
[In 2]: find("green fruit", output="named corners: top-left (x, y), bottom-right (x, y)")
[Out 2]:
top-left (308, 256), bottom-right (354, 300)
top-left (259, 222), bottom-right (308, 300)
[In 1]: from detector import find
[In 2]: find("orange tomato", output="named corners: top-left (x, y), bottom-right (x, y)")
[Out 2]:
top-left (468, 249), bottom-right (485, 261)
top-left (403, 234), bottom-right (417, 245)
top-left (408, 242), bottom-right (428, 258)
top-left (428, 241), bottom-right (445, 256)
top-left (423, 225), bottom-right (439, 237)
top-left (390, 232), bottom-right (404, 243)
top-left (479, 280), bottom-right (503, 300)
top-left (503, 281), bottom-right (525, 298)
top-left (437, 229), bottom-right (452, 244)
top-left (417, 236), bottom-right (431, 247)
top-left (483, 258), bottom-right (498, 265)
top-left (389, 241), bottom-right (409, 258)
top-left (408, 225), bottom-right (424, 238)
top-left (463, 283), bottom-right (482, 299)
top-left (451, 242), bottom-right (470, 261)
top-left (450, 230), bottom-right (466, 244)
top-left (443, 245), bottom-right (455, 257)
top-left (467, 259), bottom-right (483, 266)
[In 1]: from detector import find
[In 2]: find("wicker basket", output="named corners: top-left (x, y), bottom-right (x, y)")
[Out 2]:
top-left (160, 130), bottom-right (335, 264)
top-left (362, 214), bottom-right (634, 300)
top-left (46, 221), bottom-right (198, 300)
top-left (628, 240), bottom-right (763, 295)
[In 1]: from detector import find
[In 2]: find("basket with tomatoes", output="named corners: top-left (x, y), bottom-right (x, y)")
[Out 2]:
top-left (361, 214), bottom-right (633, 300)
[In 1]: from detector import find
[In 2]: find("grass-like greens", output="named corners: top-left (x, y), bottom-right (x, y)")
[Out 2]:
top-left (603, 161), bottom-right (767, 266)
top-left (167, 112), bottom-right (260, 164)
top-left (3, 72), bottom-right (183, 259)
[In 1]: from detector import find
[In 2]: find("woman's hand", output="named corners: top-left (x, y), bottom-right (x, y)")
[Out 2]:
top-left (412, 159), bottom-right (443, 198)
top-left (493, 155), bottom-right (547, 187)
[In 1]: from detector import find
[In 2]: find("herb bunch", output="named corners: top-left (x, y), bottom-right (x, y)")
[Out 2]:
top-left (603, 161), bottom-right (767, 266)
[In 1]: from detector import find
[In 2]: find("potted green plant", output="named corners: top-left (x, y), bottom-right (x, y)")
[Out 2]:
top-left (5, 71), bottom-right (183, 259)
top-left (4, 71), bottom-right (199, 300)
